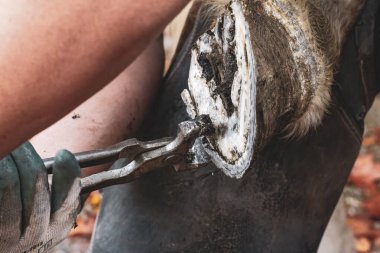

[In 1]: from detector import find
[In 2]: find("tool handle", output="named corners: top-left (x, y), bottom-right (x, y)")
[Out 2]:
top-left (43, 149), bottom-right (120, 173)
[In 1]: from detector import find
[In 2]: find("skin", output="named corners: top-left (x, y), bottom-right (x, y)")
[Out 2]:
top-left (0, 0), bottom-right (190, 158)
top-left (31, 38), bottom-right (165, 176)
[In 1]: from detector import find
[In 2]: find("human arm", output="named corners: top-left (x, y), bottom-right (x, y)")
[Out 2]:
top-left (0, 0), bottom-right (189, 158)
top-left (0, 34), bottom-right (165, 252)
top-left (30, 37), bottom-right (165, 176)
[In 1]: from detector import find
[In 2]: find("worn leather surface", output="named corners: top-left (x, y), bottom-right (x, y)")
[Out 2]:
top-left (90, 2), bottom-right (379, 252)
top-left (337, 0), bottom-right (380, 124)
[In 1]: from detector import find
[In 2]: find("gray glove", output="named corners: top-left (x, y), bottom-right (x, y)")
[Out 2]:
top-left (0, 142), bottom-right (81, 253)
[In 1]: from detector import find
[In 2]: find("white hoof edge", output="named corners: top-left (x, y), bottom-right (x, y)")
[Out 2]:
top-left (182, 1), bottom-right (256, 179)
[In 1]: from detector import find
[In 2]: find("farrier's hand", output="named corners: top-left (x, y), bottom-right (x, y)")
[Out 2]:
top-left (0, 142), bottom-right (81, 253)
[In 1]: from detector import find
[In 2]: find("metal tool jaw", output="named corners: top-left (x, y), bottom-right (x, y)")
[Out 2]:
top-left (76, 115), bottom-right (213, 194)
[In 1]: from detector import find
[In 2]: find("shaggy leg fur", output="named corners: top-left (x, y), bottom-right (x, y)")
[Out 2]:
top-left (184, 0), bottom-right (365, 177)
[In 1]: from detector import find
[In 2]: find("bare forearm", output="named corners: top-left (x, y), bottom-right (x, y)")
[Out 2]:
top-left (0, 0), bottom-right (189, 157)
top-left (31, 38), bottom-right (164, 176)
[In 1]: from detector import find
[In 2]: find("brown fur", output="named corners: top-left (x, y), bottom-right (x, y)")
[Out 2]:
top-left (195, 0), bottom-right (365, 137)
